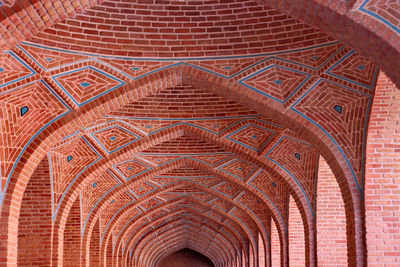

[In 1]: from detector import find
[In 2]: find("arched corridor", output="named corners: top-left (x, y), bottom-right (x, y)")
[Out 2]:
top-left (0, 0), bottom-right (399, 266)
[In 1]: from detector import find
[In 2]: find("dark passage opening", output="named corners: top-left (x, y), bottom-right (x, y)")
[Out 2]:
top-left (158, 248), bottom-right (214, 267)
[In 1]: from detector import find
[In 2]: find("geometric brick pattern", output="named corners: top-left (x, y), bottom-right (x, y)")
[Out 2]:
top-left (0, 52), bottom-right (35, 90)
top-left (218, 159), bottom-right (258, 182)
top-left (267, 137), bottom-right (318, 211)
top-left (226, 124), bottom-right (276, 153)
top-left (110, 85), bottom-right (258, 119)
top-left (52, 66), bottom-right (125, 107)
top-left (240, 65), bottom-right (311, 103)
top-left (113, 159), bottom-right (152, 182)
top-left (49, 137), bottom-right (100, 213)
top-left (16, 43), bottom-right (89, 72)
top-left (0, 80), bottom-right (69, 193)
top-left (91, 125), bottom-right (141, 154)
top-left (80, 171), bottom-right (121, 229)
top-left (249, 170), bottom-right (289, 225)
top-left (327, 51), bottom-right (377, 89)
top-left (211, 181), bottom-right (242, 199)
top-left (292, 80), bottom-right (371, 188)
top-left (280, 43), bottom-right (345, 70)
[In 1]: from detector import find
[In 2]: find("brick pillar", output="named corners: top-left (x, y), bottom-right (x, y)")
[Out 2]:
top-left (271, 219), bottom-right (281, 267)
top-left (288, 195), bottom-right (305, 266)
top-left (106, 237), bottom-right (114, 267)
top-left (17, 157), bottom-right (52, 266)
top-left (249, 243), bottom-right (255, 266)
top-left (63, 196), bottom-right (82, 266)
top-left (90, 219), bottom-right (101, 266)
top-left (316, 156), bottom-right (347, 266)
top-left (258, 232), bottom-right (266, 267)
top-left (365, 72), bottom-right (400, 265)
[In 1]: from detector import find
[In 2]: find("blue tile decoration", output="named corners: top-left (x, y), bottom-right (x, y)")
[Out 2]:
top-left (334, 105), bottom-right (343, 114)
top-left (20, 106), bottom-right (29, 116)
top-left (80, 82), bottom-right (91, 87)
top-left (67, 155), bottom-right (73, 162)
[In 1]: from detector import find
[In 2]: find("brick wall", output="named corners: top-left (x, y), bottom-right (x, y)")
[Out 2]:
top-left (316, 156), bottom-right (347, 266)
top-left (365, 72), bottom-right (400, 265)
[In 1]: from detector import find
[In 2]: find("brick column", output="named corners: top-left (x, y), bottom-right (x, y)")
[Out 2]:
top-left (365, 72), bottom-right (400, 265)
top-left (316, 156), bottom-right (347, 266)
top-left (288, 195), bottom-right (305, 266)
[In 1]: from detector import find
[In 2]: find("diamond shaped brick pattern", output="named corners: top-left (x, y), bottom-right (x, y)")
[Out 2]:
top-left (280, 43), bottom-right (344, 70)
top-left (328, 51), bottom-right (376, 89)
top-left (226, 124), bottom-right (276, 152)
top-left (136, 154), bottom-right (182, 166)
top-left (100, 192), bottom-right (135, 233)
top-left (293, 80), bottom-right (370, 187)
top-left (240, 65), bottom-right (311, 103)
top-left (110, 207), bottom-right (142, 240)
top-left (113, 159), bottom-right (152, 181)
top-left (114, 119), bottom-right (178, 135)
top-left (91, 125), bottom-right (141, 153)
top-left (101, 58), bottom-right (176, 80)
top-left (141, 136), bottom-right (226, 154)
top-left (189, 154), bottom-right (233, 166)
top-left (152, 166), bottom-right (221, 188)
top-left (231, 208), bottom-right (257, 243)
top-left (238, 192), bottom-right (271, 231)
top-left (189, 57), bottom-right (267, 78)
top-left (212, 181), bottom-right (241, 199)
top-left (17, 43), bottom-right (88, 71)
top-left (249, 170), bottom-right (289, 223)
top-left (267, 137), bottom-right (317, 210)
top-left (52, 66), bottom-right (125, 106)
top-left (147, 210), bottom-right (167, 221)
top-left (129, 181), bottom-right (157, 199)
top-left (110, 85), bottom-right (258, 119)
top-left (187, 118), bottom-right (252, 135)
top-left (80, 171), bottom-right (121, 226)
top-left (206, 209), bottom-right (225, 222)
top-left (218, 159), bottom-right (258, 181)
top-left (0, 81), bottom-right (69, 192)
top-left (210, 198), bottom-right (232, 213)
top-left (141, 198), bottom-right (162, 210)
top-left (49, 138), bottom-right (100, 210)
top-left (0, 52), bottom-right (35, 90)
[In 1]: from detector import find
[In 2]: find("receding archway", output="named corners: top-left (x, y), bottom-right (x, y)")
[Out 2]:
top-left (158, 248), bottom-right (214, 267)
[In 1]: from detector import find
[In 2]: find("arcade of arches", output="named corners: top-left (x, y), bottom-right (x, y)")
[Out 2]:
top-left (0, 0), bottom-right (399, 266)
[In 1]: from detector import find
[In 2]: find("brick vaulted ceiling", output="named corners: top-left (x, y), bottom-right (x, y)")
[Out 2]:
top-left (0, 0), bottom-right (386, 266)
